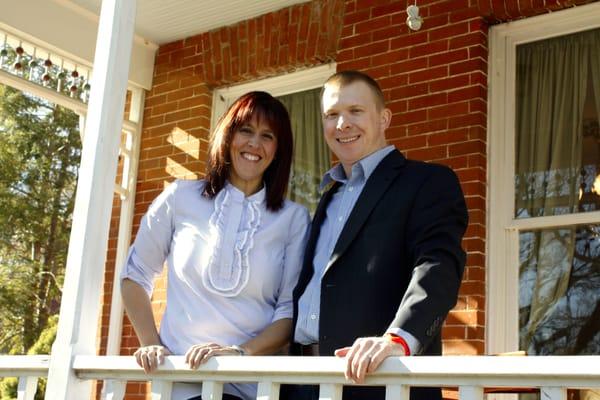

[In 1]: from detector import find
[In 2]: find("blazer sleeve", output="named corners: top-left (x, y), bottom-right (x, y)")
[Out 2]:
top-left (387, 165), bottom-right (468, 351)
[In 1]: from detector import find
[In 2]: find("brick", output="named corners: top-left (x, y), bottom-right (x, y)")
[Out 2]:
top-left (408, 92), bottom-right (448, 110)
top-left (428, 101), bottom-right (469, 120)
top-left (355, 39), bottom-right (389, 58)
top-left (392, 134), bottom-right (428, 150)
top-left (429, 49), bottom-right (469, 67)
top-left (407, 145), bottom-right (448, 161)
top-left (409, 39), bottom-right (449, 58)
top-left (430, 0), bottom-right (470, 15)
top-left (428, 128), bottom-right (469, 146)
top-left (391, 57), bottom-right (428, 75)
top-left (373, 48), bottom-right (409, 66)
top-left (391, 82), bottom-right (429, 100)
top-left (429, 22), bottom-right (470, 42)
top-left (409, 65), bottom-right (448, 84)
top-left (355, 15), bottom-right (392, 35)
top-left (340, 33), bottom-right (372, 49)
top-left (448, 112), bottom-right (485, 129)
top-left (449, 58), bottom-right (486, 75)
top-left (407, 119), bottom-right (448, 135)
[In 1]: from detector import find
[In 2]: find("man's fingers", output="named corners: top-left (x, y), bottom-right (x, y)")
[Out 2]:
top-left (334, 347), bottom-right (351, 357)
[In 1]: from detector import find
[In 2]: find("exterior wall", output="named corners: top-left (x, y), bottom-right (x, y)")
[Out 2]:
top-left (100, 0), bottom-right (598, 398)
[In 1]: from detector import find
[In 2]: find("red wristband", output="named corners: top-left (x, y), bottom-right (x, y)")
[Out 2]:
top-left (385, 333), bottom-right (411, 356)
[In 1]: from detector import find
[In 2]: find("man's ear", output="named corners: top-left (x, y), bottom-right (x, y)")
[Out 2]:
top-left (380, 108), bottom-right (392, 130)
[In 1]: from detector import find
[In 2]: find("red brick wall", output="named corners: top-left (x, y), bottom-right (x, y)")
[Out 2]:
top-left (100, 0), bottom-right (598, 398)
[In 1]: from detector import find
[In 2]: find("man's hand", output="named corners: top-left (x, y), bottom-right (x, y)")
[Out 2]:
top-left (185, 343), bottom-right (246, 369)
top-left (134, 345), bottom-right (172, 373)
top-left (334, 336), bottom-right (408, 384)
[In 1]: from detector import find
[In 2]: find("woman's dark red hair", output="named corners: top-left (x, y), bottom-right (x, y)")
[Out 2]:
top-left (202, 91), bottom-right (293, 211)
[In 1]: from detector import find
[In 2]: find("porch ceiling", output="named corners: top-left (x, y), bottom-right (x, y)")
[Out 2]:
top-left (69, 0), bottom-right (311, 45)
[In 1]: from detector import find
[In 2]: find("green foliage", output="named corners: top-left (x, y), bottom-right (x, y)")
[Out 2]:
top-left (0, 316), bottom-right (57, 399)
top-left (0, 83), bottom-right (81, 355)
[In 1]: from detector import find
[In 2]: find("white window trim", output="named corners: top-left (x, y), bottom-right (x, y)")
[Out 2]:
top-left (211, 63), bottom-right (336, 131)
top-left (487, 2), bottom-right (600, 354)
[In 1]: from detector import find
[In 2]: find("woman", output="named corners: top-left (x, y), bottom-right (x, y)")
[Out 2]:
top-left (121, 91), bottom-right (310, 400)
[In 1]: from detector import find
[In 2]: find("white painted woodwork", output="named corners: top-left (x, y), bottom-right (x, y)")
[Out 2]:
top-left (105, 87), bottom-right (146, 361)
top-left (541, 387), bottom-right (567, 400)
top-left (44, 0), bottom-right (138, 398)
top-left (202, 380), bottom-right (224, 400)
top-left (0, 0), bottom-right (157, 89)
top-left (0, 355), bottom-right (49, 377)
top-left (459, 386), bottom-right (484, 400)
top-left (257, 381), bottom-right (280, 400)
top-left (16, 376), bottom-right (38, 400)
top-left (385, 384), bottom-right (410, 400)
top-left (2, 355), bottom-right (600, 399)
top-left (103, 379), bottom-right (126, 400)
top-left (486, 1), bottom-right (600, 355)
top-left (69, 0), bottom-right (311, 44)
top-left (211, 63), bottom-right (336, 132)
top-left (152, 380), bottom-right (173, 400)
top-left (319, 383), bottom-right (342, 400)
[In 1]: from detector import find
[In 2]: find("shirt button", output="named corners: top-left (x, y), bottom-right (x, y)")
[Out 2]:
top-left (338, 216), bottom-right (343, 222)
top-left (310, 314), bottom-right (317, 320)
top-left (348, 186), bottom-right (354, 192)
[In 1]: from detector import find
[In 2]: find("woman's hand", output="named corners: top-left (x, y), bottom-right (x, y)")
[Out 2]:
top-left (185, 343), bottom-right (245, 369)
top-left (134, 345), bottom-right (172, 373)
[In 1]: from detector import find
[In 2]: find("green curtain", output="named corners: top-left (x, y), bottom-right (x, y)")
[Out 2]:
top-left (515, 28), bottom-right (600, 353)
top-left (278, 88), bottom-right (330, 214)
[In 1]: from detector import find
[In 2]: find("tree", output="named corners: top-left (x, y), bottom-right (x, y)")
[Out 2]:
top-left (0, 84), bottom-right (81, 354)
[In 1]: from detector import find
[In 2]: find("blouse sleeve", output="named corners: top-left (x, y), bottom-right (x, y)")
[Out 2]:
top-left (120, 181), bottom-right (178, 297)
top-left (272, 205), bottom-right (310, 322)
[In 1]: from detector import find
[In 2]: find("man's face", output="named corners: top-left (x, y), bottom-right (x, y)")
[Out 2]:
top-left (321, 81), bottom-right (391, 176)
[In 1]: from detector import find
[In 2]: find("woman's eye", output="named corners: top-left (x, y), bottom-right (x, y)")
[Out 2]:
top-left (239, 127), bottom-right (253, 135)
top-left (262, 133), bottom-right (275, 141)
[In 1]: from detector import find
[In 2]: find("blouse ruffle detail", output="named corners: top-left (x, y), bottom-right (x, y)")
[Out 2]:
top-left (201, 187), bottom-right (262, 297)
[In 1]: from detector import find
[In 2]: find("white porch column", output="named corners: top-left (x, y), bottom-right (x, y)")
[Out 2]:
top-left (45, 0), bottom-right (137, 398)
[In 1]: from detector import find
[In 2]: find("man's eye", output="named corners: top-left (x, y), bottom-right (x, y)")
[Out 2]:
top-left (325, 113), bottom-right (338, 119)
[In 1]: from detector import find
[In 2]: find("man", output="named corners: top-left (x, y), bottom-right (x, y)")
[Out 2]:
top-left (286, 70), bottom-right (468, 400)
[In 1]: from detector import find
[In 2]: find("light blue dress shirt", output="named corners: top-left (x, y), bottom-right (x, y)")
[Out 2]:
top-left (294, 145), bottom-right (420, 354)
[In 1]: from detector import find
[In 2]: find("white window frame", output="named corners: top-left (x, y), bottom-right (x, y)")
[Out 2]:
top-left (211, 63), bottom-right (336, 130)
top-left (487, 2), bottom-right (600, 354)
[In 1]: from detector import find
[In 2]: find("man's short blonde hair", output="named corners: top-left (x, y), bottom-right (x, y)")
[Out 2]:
top-left (322, 70), bottom-right (386, 110)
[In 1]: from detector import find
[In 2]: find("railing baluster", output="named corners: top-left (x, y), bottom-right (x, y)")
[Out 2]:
top-left (151, 379), bottom-right (173, 400)
top-left (459, 386), bottom-right (484, 400)
top-left (385, 384), bottom-right (410, 400)
top-left (16, 376), bottom-right (38, 400)
top-left (202, 380), bottom-right (224, 400)
top-left (103, 379), bottom-right (126, 400)
top-left (541, 387), bottom-right (567, 400)
top-left (319, 383), bottom-right (342, 400)
top-left (257, 381), bottom-right (280, 400)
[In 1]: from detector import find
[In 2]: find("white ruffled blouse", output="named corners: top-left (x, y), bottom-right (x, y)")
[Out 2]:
top-left (121, 179), bottom-right (309, 399)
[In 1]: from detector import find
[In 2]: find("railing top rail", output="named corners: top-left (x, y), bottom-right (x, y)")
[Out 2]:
top-left (73, 355), bottom-right (600, 388)
top-left (0, 355), bottom-right (50, 377)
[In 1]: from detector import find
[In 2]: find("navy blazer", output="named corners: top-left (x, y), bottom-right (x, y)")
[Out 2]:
top-left (289, 150), bottom-right (468, 400)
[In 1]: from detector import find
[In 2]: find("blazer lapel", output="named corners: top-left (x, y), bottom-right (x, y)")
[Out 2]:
top-left (324, 150), bottom-right (406, 275)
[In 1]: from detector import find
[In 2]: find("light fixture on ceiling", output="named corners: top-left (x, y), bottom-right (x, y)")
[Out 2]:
top-left (406, 3), bottom-right (423, 31)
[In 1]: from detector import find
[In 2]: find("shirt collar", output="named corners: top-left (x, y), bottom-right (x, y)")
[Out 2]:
top-left (320, 145), bottom-right (395, 190)
top-left (225, 181), bottom-right (266, 203)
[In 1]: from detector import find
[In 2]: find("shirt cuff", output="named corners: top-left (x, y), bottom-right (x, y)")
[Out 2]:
top-left (385, 328), bottom-right (421, 355)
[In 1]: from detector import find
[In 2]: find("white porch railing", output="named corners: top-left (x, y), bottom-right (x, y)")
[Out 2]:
top-left (1, 355), bottom-right (599, 400)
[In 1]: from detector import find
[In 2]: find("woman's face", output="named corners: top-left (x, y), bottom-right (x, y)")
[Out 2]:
top-left (228, 115), bottom-right (277, 195)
